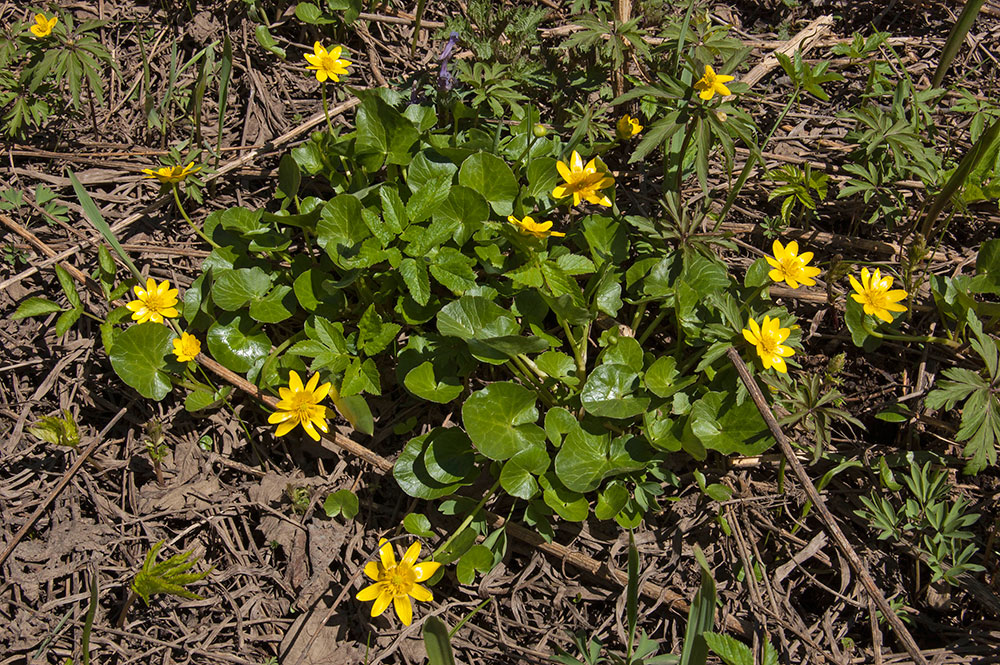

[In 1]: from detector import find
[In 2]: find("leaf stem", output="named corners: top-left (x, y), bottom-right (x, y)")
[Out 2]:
top-left (431, 478), bottom-right (502, 561)
top-left (171, 184), bottom-right (219, 249)
top-left (321, 85), bottom-right (334, 135)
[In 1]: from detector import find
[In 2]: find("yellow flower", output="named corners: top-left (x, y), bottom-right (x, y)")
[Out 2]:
top-left (172, 332), bottom-right (201, 362)
top-left (126, 278), bottom-right (180, 324)
top-left (142, 162), bottom-right (201, 185)
top-left (356, 539), bottom-right (441, 626)
top-left (742, 315), bottom-right (794, 373)
top-left (849, 267), bottom-right (908, 323)
top-left (304, 42), bottom-right (351, 83)
top-left (694, 65), bottom-right (735, 101)
top-left (616, 114), bottom-right (643, 140)
top-left (508, 215), bottom-right (565, 239)
top-left (765, 239), bottom-right (821, 289)
top-left (552, 150), bottom-right (614, 207)
top-left (29, 13), bottom-right (57, 38)
top-left (267, 371), bottom-right (331, 441)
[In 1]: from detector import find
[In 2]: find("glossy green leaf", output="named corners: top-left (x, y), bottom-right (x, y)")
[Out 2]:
top-left (317, 195), bottom-right (371, 266)
top-left (213, 267), bottom-right (270, 311)
top-left (499, 446), bottom-right (549, 500)
top-left (13, 297), bottom-right (62, 319)
top-left (109, 322), bottom-right (176, 400)
top-left (686, 391), bottom-right (774, 456)
top-left (394, 432), bottom-right (472, 499)
top-left (422, 427), bottom-right (476, 484)
top-left (404, 513), bottom-right (434, 538)
top-left (580, 364), bottom-right (650, 419)
top-left (206, 315), bottom-right (270, 373)
top-left (556, 428), bottom-right (649, 493)
top-left (458, 152), bottom-right (518, 215)
top-left (404, 361), bottom-right (464, 403)
top-left (355, 95), bottom-right (420, 167)
top-left (462, 382), bottom-right (545, 460)
top-left (456, 545), bottom-right (494, 585)
top-left (323, 489), bottom-right (360, 520)
top-left (540, 473), bottom-right (589, 522)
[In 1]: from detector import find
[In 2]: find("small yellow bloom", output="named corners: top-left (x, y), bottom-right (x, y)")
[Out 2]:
top-left (29, 13), bottom-right (57, 38)
top-left (126, 278), bottom-right (180, 324)
top-left (267, 371), bottom-right (331, 441)
top-left (172, 332), bottom-right (201, 362)
top-left (616, 114), bottom-right (643, 140)
top-left (304, 42), bottom-right (351, 83)
top-left (765, 239), bottom-right (822, 289)
top-left (742, 315), bottom-right (794, 373)
top-left (142, 162), bottom-right (201, 185)
top-left (356, 539), bottom-right (441, 626)
top-left (508, 215), bottom-right (565, 239)
top-left (849, 267), bottom-right (908, 323)
top-left (552, 150), bottom-right (614, 207)
top-left (694, 65), bottom-right (735, 101)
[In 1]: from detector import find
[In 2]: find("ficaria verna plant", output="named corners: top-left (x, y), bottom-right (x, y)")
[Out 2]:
top-left (9, 8), bottom-right (993, 633)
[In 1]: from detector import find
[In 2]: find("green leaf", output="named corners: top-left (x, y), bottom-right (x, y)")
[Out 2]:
top-left (399, 257), bottom-right (431, 306)
top-left (54, 264), bottom-right (81, 309)
top-left (686, 392), bottom-right (774, 456)
top-left (404, 361), bottom-right (464, 403)
top-left (437, 296), bottom-right (521, 363)
top-left (109, 323), bottom-right (176, 400)
top-left (70, 170), bottom-right (142, 282)
top-left (355, 95), bottom-right (420, 167)
top-left (213, 267), bottom-right (271, 311)
top-left (595, 483), bottom-right (629, 520)
top-left (540, 473), bottom-right (589, 522)
top-left (556, 428), bottom-right (649, 493)
top-left (500, 446), bottom-right (549, 499)
top-left (600, 337), bottom-right (643, 372)
top-left (55, 308), bottom-right (82, 336)
top-left (358, 304), bottom-right (401, 355)
top-left (406, 175), bottom-right (452, 223)
top-left (184, 386), bottom-right (231, 412)
top-left (580, 364), bottom-right (650, 419)
top-left (317, 195), bottom-right (372, 267)
top-left (13, 297), bottom-right (63, 319)
top-left (404, 513), bottom-right (434, 538)
top-left (331, 392), bottom-right (374, 435)
top-left (456, 545), bottom-right (494, 585)
top-left (249, 285), bottom-right (295, 323)
top-left (206, 315), bottom-right (270, 373)
top-left (644, 356), bottom-right (680, 398)
top-left (462, 382), bottom-right (545, 461)
top-left (422, 427), bottom-right (476, 484)
top-left (423, 616), bottom-right (457, 665)
top-left (844, 296), bottom-right (881, 351)
top-left (394, 431), bottom-right (473, 499)
top-left (276, 153), bottom-right (301, 200)
top-left (433, 186), bottom-right (490, 244)
top-left (323, 489), bottom-right (360, 520)
top-left (430, 248), bottom-right (477, 294)
top-left (702, 633), bottom-right (753, 665)
top-left (526, 157), bottom-right (559, 199)
top-left (679, 549), bottom-right (715, 665)
top-left (458, 152), bottom-right (518, 216)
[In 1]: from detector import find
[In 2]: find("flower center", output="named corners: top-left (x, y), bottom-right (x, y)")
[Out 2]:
top-left (318, 55), bottom-right (339, 71)
top-left (144, 291), bottom-right (170, 312)
top-left (758, 329), bottom-right (780, 355)
top-left (381, 565), bottom-right (415, 596)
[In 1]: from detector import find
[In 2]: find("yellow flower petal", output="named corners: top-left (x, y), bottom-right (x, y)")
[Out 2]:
top-left (356, 582), bottom-right (382, 601)
top-left (394, 594), bottom-right (413, 626)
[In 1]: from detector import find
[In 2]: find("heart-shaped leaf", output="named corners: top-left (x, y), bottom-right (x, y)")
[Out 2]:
top-left (109, 322), bottom-right (176, 400)
top-left (462, 382), bottom-right (545, 460)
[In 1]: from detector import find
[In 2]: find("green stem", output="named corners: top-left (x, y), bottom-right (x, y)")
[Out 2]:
top-left (321, 85), bottom-right (334, 135)
top-left (637, 308), bottom-right (668, 346)
top-left (861, 318), bottom-right (960, 349)
top-left (738, 283), bottom-right (769, 316)
top-left (510, 355), bottom-right (556, 407)
top-left (716, 89), bottom-right (800, 228)
top-left (560, 318), bottom-right (587, 385)
top-left (673, 117), bottom-right (697, 195)
top-left (432, 478), bottom-right (502, 561)
top-left (172, 184), bottom-right (219, 249)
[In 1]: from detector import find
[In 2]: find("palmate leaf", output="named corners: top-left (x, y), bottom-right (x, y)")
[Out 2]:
top-left (131, 540), bottom-right (212, 606)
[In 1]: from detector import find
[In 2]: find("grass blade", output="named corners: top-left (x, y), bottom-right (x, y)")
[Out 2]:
top-left (932, 0), bottom-right (987, 88)
top-left (920, 115), bottom-right (1000, 238)
top-left (423, 616), bottom-right (457, 665)
top-left (678, 546), bottom-right (716, 665)
top-left (69, 169), bottom-right (143, 282)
